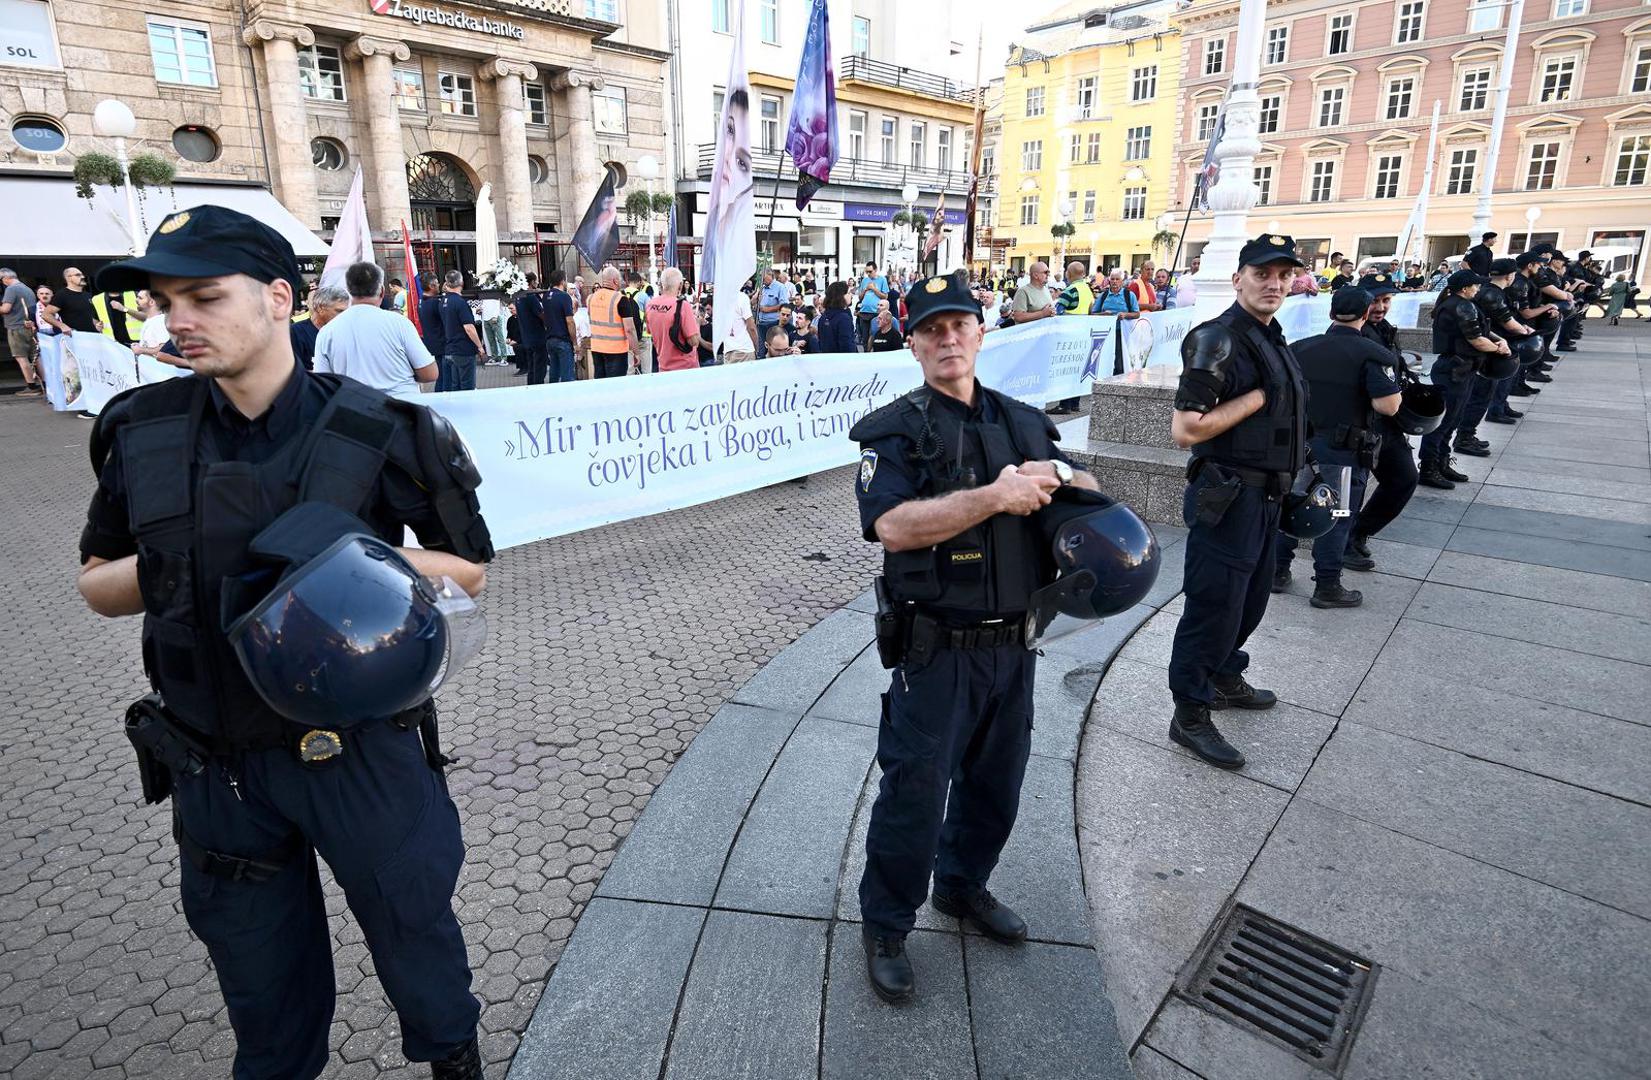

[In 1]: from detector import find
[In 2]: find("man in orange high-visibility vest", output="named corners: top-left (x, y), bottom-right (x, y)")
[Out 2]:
top-left (586, 266), bottom-right (640, 378)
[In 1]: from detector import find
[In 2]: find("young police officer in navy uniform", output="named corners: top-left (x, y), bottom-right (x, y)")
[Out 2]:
top-left (1274, 287), bottom-right (1403, 609)
top-left (850, 272), bottom-right (1100, 1003)
top-left (77, 207), bottom-right (494, 1080)
top-left (1166, 234), bottom-right (1309, 771)
top-left (1418, 270), bottom-right (1511, 490)
top-left (1348, 272), bottom-right (1420, 553)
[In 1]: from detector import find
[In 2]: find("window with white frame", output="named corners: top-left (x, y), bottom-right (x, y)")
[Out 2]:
top-left (438, 71), bottom-right (475, 116)
top-left (1540, 56), bottom-right (1578, 102)
top-left (760, 96), bottom-right (780, 151)
top-left (1328, 13), bottom-right (1353, 55)
top-left (1082, 190), bottom-right (1096, 221)
top-left (1197, 102), bottom-right (1220, 141)
top-left (937, 128), bottom-right (952, 172)
top-left (881, 117), bottom-right (896, 163)
top-left (299, 44), bottom-right (346, 102)
top-left (1124, 125), bottom-right (1151, 160)
top-left (147, 18), bottom-right (217, 87)
top-left (712, 0), bottom-right (730, 34)
top-left (1633, 45), bottom-right (1651, 95)
top-left (1130, 67), bottom-right (1156, 103)
top-left (1266, 26), bottom-right (1289, 65)
top-left (848, 111), bottom-right (866, 158)
top-left (1553, 0), bottom-right (1587, 16)
top-left (1086, 131), bottom-right (1102, 163)
top-left (1468, 0), bottom-right (1500, 33)
top-left (1309, 159), bottom-right (1337, 202)
top-left (712, 88), bottom-right (724, 118)
top-left (759, 0), bottom-right (778, 44)
top-left (1022, 139), bottom-right (1043, 170)
top-left (524, 81), bottom-right (547, 124)
top-left (1525, 140), bottom-right (1562, 189)
top-left (1459, 66), bottom-right (1493, 110)
top-left (1077, 76), bottom-right (1098, 117)
top-left (393, 67), bottom-right (424, 111)
top-left (1396, 1), bottom-right (1425, 44)
top-left (1122, 187), bottom-right (1147, 220)
top-left (1615, 133), bottom-right (1651, 186)
top-left (1254, 163), bottom-right (1274, 205)
top-left (981, 147), bottom-right (995, 176)
top-left (1066, 190), bottom-right (1079, 220)
top-left (1445, 147), bottom-right (1478, 194)
top-left (1373, 153), bottom-right (1403, 198)
top-left (1318, 86), bottom-right (1345, 127)
top-left (1259, 94), bottom-right (1281, 134)
top-left (1204, 38), bottom-right (1226, 75)
top-left (909, 121), bottom-right (926, 167)
top-left (586, 0), bottom-right (617, 19)
top-left (1025, 87), bottom-right (1045, 117)
top-left (1386, 76), bottom-right (1415, 120)
top-left (1069, 133), bottom-right (1084, 164)
top-left (852, 16), bottom-right (870, 56)
top-left (594, 85), bottom-right (627, 134)
top-left (1020, 195), bottom-right (1039, 225)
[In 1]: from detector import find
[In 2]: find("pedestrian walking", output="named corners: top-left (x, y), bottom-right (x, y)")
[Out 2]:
top-left (1, 267), bottom-right (42, 396)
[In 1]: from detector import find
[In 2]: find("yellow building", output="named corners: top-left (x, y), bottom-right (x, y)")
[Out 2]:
top-left (998, 0), bottom-right (1183, 276)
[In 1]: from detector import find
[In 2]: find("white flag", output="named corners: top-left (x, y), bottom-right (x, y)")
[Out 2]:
top-left (704, 0), bottom-right (756, 351)
top-left (320, 165), bottom-right (373, 288)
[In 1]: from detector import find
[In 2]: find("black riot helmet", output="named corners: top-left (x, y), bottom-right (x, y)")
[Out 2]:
top-left (1478, 348), bottom-right (1519, 380)
top-left (1393, 380), bottom-right (1445, 435)
top-left (1281, 465), bottom-right (1343, 540)
top-left (227, 531), bottom-right (486, 729)
top-left (1025, 487), bottom-right (1161, 647)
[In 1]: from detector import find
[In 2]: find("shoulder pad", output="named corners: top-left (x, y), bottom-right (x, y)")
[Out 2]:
top-left (1182, 322), bottom-right (1238, 373)
top-left (848, 395), bottom-right (920, 445)
top-left (88, 377), bottom-right (200, 477)
top-left (397, 399), bottom-right (482, 491)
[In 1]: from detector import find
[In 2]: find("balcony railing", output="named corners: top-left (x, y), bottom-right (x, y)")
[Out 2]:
top-left (839, 55), bottom-right (974, 103)
top-left (695, 143), bottom-right (995, 198)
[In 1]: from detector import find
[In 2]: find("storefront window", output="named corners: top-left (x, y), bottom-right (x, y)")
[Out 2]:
top-left (798, 226), bottom-right (837, 257)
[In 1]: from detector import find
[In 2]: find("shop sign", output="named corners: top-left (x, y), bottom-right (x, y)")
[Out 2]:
top-left (0, 0), bottom-right (60, 69)
top-left (752, 197), bottom-right (843, 222)
top-left (844, 202), bottom-right (965, 225)
top-left (369, 0), bottom-right (525, 39)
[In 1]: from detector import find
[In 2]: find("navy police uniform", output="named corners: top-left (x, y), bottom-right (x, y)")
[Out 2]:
top-left (851, 274), bottom-right (1082, 945)
top-left (83, 207), bottom-right (493, 1080)
top-left (1352, 274), bottom-right (1421, 543)
top-left (1419, 273), bottom-right (1492, 476)
top-left (1167, 235), bottom-right (1307, 726)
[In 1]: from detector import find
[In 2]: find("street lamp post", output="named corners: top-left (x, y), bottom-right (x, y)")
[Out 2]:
top-left (637, 153), bottom-right (661, 287)
top-left (1472, 0), bottom-right (1528, 245)
top-left (93, 99), bottom-right (144, 257)
top-left (1192, 0), bottom-right (1267, 308)
top-left (1525, 204), bottom-right (1542, 249)
top-left (1057, 198), bottom-right (1074, 267)
top-left (900, 182), bottom-right (919, 272)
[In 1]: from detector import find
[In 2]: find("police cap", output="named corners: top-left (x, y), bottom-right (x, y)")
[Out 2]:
top-left (1515, 251), bottom-right (1547, 269)
top-left (1355, 273), bottom-right (1399, 297)
top-left (1446, 268), bottom-right (1486, 291)
top-left (1489, 257), bottom-right (1519, 275)
top-left (905, 270), bottom-right (982, 333)
top-left (1329, 286), bottom-right (1373, 321)
top-left (97, 204), bottom-right (304, 296)
top-left (1549, 250), bottom-right (1570, 264)
top-left (1237, 233), bottom-right (1306, 269)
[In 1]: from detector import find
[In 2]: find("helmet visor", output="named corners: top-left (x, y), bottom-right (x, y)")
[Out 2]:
top-left (428, 576), bottom-right (487, 694)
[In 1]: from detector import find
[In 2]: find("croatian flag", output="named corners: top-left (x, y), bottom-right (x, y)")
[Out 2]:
top-left (786, 0), bottom-right (838, 210)
top-left (400, 220), bottom-right (421, 336)
top-left (703, 0), bottom-right (755, 350)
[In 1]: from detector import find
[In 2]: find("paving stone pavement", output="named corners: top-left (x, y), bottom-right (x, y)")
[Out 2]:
top-left (0, 392), bottom-right (881, 1080)
top-left (1077, 321), bottom-right (1651, 1078)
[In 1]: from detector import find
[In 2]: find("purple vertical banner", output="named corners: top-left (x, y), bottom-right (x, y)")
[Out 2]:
top-left (786, 0), bottom-right (838, 210)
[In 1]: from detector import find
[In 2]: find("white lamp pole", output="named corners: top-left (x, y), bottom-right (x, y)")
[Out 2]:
top-left (93, 99), bottom-right (144, 257)
top-left (1057, 199), bottom-right (1074, 267)
top-left (900, 182), bottom-right (919, 271)
top-left (1524, 204), bottom-right (1542, 249)
top-left (1472, 0), bottom-right (1527, 244)
top-left (637, 154), bottom-right (661, 288)
top-left (1193, 0), bottom-right (1267, 307)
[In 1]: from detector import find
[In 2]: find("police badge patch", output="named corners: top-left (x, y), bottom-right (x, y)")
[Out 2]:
top-left (859, 449), bottom-right (878, 492)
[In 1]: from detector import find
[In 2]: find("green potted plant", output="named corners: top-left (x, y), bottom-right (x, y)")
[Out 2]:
top-left (73, 152), bottom-right (123, 201)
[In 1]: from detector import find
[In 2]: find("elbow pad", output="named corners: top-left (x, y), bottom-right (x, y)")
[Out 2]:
top-left (1175, 325), bottom-right (1236, 413)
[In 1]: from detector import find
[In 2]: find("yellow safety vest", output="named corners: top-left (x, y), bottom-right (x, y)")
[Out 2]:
top-left (588, 288), bottom-right (628, 353)
top-left (92, 290), bottom-right (143, 339)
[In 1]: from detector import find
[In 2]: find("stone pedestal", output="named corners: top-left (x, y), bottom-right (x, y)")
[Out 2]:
top-left (1065, 368), bottom-right (1189, 526)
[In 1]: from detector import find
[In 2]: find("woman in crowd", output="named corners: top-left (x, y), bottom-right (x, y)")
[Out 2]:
top-left (1604, 273), bottom-right (1632, 325)
top-left (816, 280), bottom-right (857, 354)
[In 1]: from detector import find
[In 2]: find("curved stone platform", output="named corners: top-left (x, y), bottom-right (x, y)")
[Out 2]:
top-left (509, 524), bottom-right (1196, 1080)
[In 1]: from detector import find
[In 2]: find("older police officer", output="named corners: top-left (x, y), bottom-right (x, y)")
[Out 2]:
top-left (851, 271), bottom-right (1100, 1003)
top-left (77, 207), bottom-right (494, 1080)
top-left (1166, 234), bottom-right (1309, 770)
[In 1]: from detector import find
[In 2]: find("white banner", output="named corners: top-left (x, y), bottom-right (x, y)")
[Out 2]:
top-left (39, 333), bottom-right (185, 413)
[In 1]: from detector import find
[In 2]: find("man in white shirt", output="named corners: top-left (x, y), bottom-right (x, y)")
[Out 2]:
top-left (721, 288), bottom-right (758, 364)
top-left (314, 261), bottom-right (438, 400)
top-left (129, 290), bottom-right (192, 373)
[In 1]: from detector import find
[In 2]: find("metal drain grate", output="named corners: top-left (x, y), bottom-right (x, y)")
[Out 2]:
top-left (1174, 903), bottom-right (1378, 1075)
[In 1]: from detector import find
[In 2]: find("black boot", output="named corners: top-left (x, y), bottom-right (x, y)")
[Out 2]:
top-left (1272, 567), bottom-right (1292, 593)
top-left (431, 1038), bottom-right (484, 1080)
top-left (1440, 460), bottom-right (1471, 483)
top-left (1169, 701), bottom-right (1245, 769)
top-left (1485, 413), bottom-right (1517, 425)
top-left (1453, 441), bottom-right (1491, 457)
top-left (1311, 582), bottom-right (1364, 609)
top-left (1527, 370), bottom-right (1554, 382)
top-left (932, 888), bottom-right (1028, 944)
top-left (1212, 673), bottom-right (1278, 710)
top-left (1342, 549), bottom-right (1376, 572)
top-left (1500, 405), bottom-right (1524, 418)
top-left (1418, 465), bottom-right (1455, 490)
top-left (1509, 381), bottom-right (1540, 397)
top-left (862, 928), bottom-right (915, 1003)
top-left (1347, 533), bottom-right (1372, 559)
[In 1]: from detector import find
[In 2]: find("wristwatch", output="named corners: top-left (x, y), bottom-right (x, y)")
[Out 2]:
top-left (1051, 459), bottom-right (1074, 486)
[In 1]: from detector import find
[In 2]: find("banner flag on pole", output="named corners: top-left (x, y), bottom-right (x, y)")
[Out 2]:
top-left (400, 221), bottom-right (422, 336)
top-left (786, 0), bottom-right (838, 210)
top-left (704, 0), bottom-right (756, 349)
top-left (320, 165), bottom-right (373, 288)
top-left (922, 193), bottom-right (948, 261)
top-left (571, 166), bottom-right (622, 271)
top-left (664, 201), bottom-right (679, 270)
top-left (1193, 98), bottom-right (1228, 210)
top-left (962, 31), bottom-right (985, 269)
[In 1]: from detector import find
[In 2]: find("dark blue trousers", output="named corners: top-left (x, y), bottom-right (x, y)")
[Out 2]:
top-left (545, 338), bottom-right (575, 383)
top-left (1168, 479), bottom-right (1281, 706)
top-left (1456, 374), bottom-right (1496, 441)
top-left (1418, 357), bottom-right (1473, 468)
top-left (860, 644), bottom-right (1035, 936)
top-left (173, 721), bottom-right (478, 1080)
top-left (1355, 422), bottom-right (1418, 540)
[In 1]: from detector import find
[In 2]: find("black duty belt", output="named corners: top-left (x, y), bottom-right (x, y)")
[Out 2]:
top-left (911, 615), bottom-right (1026, 650)
top-left (1189, 457), bottom-right (1291, 493)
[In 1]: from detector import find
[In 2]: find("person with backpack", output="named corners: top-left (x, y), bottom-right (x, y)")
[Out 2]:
top-left (643, 267), bottom-right (705, 372)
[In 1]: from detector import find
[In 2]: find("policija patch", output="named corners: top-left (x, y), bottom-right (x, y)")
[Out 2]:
top-left (859, 449), bottom-right (878, 492)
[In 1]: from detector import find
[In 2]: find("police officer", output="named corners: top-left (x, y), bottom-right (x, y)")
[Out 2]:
top-left (1538, 250), bottom-right (1580, 352)
top-left (1462, 231), bottom-right (1497, 277)
top-left (1419, 270), bottom-right (1511, 490)
top-left (1166, 234), bottom-right (1308, 771)
top-left (851, 271), bottom-right (1100, 1003)
top-left (1455, 258), bottom-right (1540, 444)
top-left (1349, 273), bottom-right (1419, 555)
top-left (1274, 287), bottom-right (1403, 609)
top-left (76, 206), bottom-right (494, 1080)
top-left (1508, 251), bottom-right (1559, 393)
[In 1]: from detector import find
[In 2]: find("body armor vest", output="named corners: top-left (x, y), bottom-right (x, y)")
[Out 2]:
top-left (110, 375), bottom-right (415, 752)
top-left (1295, 329), bottom-right (1378, 451)
top-left (1474, 282), bottom-right (1517, 336)
top-left (850, 386), bottom-right (1055, 620)
top-left (1431, 295), bottom-right (1482, 358)
top-left (1190, 309), bottom-right (1308, 479)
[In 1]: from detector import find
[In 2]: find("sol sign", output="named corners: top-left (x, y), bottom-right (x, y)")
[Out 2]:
top-left (369, 0), bottom-right (525, 39)
top-left (0, 0), bottom-right (61, 69)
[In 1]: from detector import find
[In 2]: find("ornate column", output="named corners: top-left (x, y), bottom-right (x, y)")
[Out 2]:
top-left (549, 70), bottom-right (606, 234)
top-left (1191, 0), bottom-right (1266, 309)
top-left (345, 35), bottom-right (413, 240)
top-left (242, 20), bottom-right (319, 229)
top-left (480, 58), bottom-right (539, 238)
